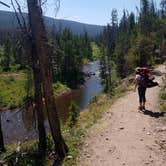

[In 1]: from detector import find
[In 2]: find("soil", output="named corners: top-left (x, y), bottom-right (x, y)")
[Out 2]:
top-left (79, 65), bottom-right (166, 166)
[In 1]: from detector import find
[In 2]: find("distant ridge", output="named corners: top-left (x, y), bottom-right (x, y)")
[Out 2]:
top-left (0, 10), bottom-right (104, 37)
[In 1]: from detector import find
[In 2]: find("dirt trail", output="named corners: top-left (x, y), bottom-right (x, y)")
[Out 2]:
top-left (79, 65), bottom-right (166, 166)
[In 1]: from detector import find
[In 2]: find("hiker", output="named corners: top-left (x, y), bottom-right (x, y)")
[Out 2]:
top-left (134, 67), bottom-right (148, 110)
top-left (134, 67), bottom-right (159, 110)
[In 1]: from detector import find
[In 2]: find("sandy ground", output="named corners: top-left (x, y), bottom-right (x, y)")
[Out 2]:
top-left (79, 65), bottom-right (166, 166)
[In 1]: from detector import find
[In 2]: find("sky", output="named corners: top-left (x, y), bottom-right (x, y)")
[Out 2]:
top-left (0, 0), bottom-right (160, 25)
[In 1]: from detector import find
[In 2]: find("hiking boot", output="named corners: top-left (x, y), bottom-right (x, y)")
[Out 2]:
top-left (142, 106), bottom-right (146, 110)
top-left (138, 106), bottom-right (143, 111)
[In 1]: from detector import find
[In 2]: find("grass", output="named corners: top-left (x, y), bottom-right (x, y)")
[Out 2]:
top-left (0, 73), bottom-right (70, 110)
top-left (160, 74), bottom-right (166, 112)
top-left (0, 67), bottom-right (133, 165)
top-left (0, 75), bottom-right (26, 109)
top-left (53, 82), bottom-right (70, 95)
top-left (0, 81), bottom-right (131, 166)
top-left (62, 83), bottom-right (130, 166)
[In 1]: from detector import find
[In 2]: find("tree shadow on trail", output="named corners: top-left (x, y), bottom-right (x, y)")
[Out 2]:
top-left (143, 110), bottom-right (166, 118)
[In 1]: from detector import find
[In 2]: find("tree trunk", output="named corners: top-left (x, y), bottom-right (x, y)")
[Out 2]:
top-left (27, 0), bottom-right (68, 158)
top-left (0, 113), bottom-right (5, 152)
top-left (32, 44), bottom-right (47, 153)
top-left (22, 31), bottom-right (47, 153)
top-left (11, 4), bottom-right (47, 153)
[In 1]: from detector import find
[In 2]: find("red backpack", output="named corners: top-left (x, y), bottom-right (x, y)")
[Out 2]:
top-left (138, 67), bottom-right (158, 88)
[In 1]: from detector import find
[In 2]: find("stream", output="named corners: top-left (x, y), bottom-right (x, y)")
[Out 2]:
top-left (1, 61), bottom-right (104, 144)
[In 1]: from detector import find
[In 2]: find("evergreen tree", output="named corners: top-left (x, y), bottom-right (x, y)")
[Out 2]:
top-left (160, 0), bottom-right (166, 18)
top-left (1, 39), bottom-right (11, 71)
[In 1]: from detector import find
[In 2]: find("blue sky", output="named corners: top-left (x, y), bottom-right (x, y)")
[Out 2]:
top-left (0, 0), bottom-right (160, 25)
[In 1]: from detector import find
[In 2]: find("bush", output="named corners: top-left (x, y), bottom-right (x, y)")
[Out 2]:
top-left (67, 101), bottom-right (80, 128)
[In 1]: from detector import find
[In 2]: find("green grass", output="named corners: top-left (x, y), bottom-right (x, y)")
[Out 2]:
top-left (0, 74), bottom-right (70, 110)
top-left (160, 74), bottom-right (166, 112)
top-left (53, 82), bottom-right (70, 95)
top-left (0, 67), bottom-right (131, 165)
top-left (0, 82), bottom-right (130, 166)
top-left (0, 75), bottom-right (26, 109)
top-left (0, 65), bottom-right (26, 74)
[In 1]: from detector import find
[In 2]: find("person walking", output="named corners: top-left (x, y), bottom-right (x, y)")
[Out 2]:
top-left (134, 67), bottom-right (148, 111)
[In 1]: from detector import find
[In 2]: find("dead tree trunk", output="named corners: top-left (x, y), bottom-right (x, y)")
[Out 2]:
top-left (31, 43), bottom-right (47, 153)
top-left (22, 34), bottom-right (47, 153)
top-left (0, 113), bottom-right (5, 152)
top-left (11, 0), bottom-right (47, 153)
top-left (27, 0), bottom-right (68, 158)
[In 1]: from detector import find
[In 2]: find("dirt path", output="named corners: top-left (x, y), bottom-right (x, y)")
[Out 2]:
top-left (79, 65), bottom-right (166, 166)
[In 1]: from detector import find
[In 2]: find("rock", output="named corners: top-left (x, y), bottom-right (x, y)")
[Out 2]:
top-left (119, 127), bottom-right (124, 130)
top-left (156, 127), bottom-right (166, 132)
top-left (67, 155), bottom-right (73, 159)
top-left (105, 138), bottom-right (109, 141)
top-left (161, 139), bottom-right (166, 143)
top-left (161, 127), bottom-right (166, 131)
top-left (146, 132), bottom-right (151, 135)
top-left (85, 143), bottom-right (89, 147)
top-left (150, 159), bottom-right (154, 163)
top-left (140, 139), bottom-right (144, 141)
top-left (86, 154), bottom-right (91, 158)
top-left (145, 162), bottom-right (150, 165)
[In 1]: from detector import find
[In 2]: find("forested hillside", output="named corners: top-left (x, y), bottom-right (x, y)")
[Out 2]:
top-left (0, 10), bottom-right (103, 38)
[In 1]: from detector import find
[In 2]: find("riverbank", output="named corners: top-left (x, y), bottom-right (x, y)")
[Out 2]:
top-left (79, 65), bottom-right (166, 166)
top-left (0, 61), bottom-right (105, 145)
top-left (0, 77), bottom-right (131, 165)
top-left (63, 82), bottom-right (131, 166)
top-left (0, 74), bottom-right (70, 110)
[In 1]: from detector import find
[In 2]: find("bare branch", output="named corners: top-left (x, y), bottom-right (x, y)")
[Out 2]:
top-left (11, 0), bottom-right (23, 29)
top-left (0, 1), bottom-right (10, 8)
top-left (14, 0), bottom-right (27, 29)
top-left (10, 0), bottom-right (28, 32)
top-left (54, 0), bottom-right (60, 17)
top-left (40, 0), bottom-right (61, 18)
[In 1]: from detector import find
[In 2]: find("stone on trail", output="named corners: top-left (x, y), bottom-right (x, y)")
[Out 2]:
top-left (119, 127), bottom-right (124, 130)
top-left (156, 127), bottom-right (166, 132)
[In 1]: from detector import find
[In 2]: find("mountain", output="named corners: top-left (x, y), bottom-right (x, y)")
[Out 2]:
top-left (0, 10), bottom-right (104, 37)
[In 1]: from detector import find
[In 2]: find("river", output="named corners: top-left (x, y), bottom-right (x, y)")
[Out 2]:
top-left (1, 61), bottom-right (103, 144)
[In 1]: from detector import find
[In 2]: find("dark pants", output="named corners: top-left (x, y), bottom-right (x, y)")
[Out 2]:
top-left (138, 87), bottom-right (146, 103)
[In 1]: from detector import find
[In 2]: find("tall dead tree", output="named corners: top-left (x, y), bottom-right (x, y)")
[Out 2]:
top-left (11, 0), bottom-right (47, 153)
top-left (26, 35), bottom-right (47, 153)
top-left (27, 0), bottom-right (68, 158)
top-left (0, 0), bottom-right (10, 153)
